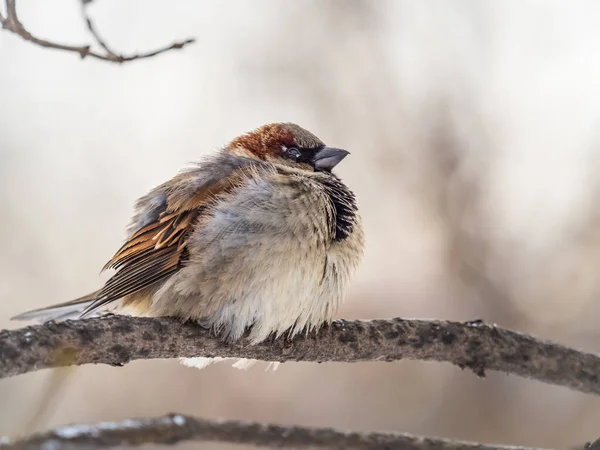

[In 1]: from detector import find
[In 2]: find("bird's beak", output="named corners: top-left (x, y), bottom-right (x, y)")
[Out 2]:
top-left (312, 147), bottom-right (350, 171)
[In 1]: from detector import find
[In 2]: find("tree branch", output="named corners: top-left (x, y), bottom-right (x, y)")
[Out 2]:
top-left (1, 316), bottom-right (600, 395)
top-left (0, 0), bottom-right (195, 63)
top-left (0, 413), bottom-right (547, 450)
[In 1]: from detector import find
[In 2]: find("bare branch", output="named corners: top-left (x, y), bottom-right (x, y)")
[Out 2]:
top-left (0, 413), bottom-right (547, 450)
top-left (5, 0), bottom-right (15, 19)
top-left (1, 316), bottom-right (600, 395)
top-left (81, 7), bottom-right (119, 58)
top-left (0, 0), bottom-right (195, 63)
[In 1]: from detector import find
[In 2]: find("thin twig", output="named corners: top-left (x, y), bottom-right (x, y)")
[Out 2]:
top-left (1, 316), bottom-right (600, 395)
top-left (0, 0), bottom-right (195, 63)
top-left (0, 413), bottom-right (547, 450)
top-left (81, 5), bottom-right (119, 58)
top-left (5, 0), bottom-right (15, 19)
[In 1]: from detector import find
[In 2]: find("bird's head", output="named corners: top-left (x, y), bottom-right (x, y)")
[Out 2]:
top-left (229, 123), bottom-right (349, 172)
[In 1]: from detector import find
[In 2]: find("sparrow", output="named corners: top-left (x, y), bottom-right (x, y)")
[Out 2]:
top-left (12, 123), bottom-right (365, 369)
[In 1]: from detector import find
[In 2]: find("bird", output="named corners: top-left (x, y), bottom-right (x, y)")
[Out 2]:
top-left (12, 122), bottom-right (365, 369)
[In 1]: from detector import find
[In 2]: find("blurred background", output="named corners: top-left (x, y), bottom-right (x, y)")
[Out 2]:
top-left (2, 0), bottom-right (600, 448)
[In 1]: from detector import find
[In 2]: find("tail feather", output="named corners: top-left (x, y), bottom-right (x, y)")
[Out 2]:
top-left (11, 291), bottom-right (100, 323)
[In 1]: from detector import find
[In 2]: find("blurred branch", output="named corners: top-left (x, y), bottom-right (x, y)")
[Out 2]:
top-left (0, 413), bottom-right (547, 450)
top-left (0, 0), bottom-right (195, 63)
top-left (2, 316), bottom-right (600, 395)
top-left (586, 438), bottom-right (600, 450)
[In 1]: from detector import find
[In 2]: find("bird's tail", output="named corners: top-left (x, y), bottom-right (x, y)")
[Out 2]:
top-left (11, 291), bottom-right (100, 323)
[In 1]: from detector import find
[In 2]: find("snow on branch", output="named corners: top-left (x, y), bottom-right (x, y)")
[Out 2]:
top-left (0, 413), bottom-right (549, 450)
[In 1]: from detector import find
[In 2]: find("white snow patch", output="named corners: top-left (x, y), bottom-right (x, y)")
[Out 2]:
top-left (171, 415), bottom-right (186, 426)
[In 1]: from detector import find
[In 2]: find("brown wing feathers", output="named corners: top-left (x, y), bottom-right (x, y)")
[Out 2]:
top-left (80, 173), bottom-right (242, 318)
top-left (81, 209), bottom-right (198, 317)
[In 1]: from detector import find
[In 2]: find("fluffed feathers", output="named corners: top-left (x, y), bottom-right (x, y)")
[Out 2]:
top-left (12, 123), bottom-right (365, 370)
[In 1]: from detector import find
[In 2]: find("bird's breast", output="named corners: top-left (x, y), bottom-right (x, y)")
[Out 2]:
top-left (148, 170), bottom-right (363, 343)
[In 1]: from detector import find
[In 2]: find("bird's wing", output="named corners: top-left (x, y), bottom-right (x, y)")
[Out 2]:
top-left (12, 163), bottom-right (251, 323)
top-left (79, 171), bottom-right (243, 318)
top-left (10, 154), bottom-right (259, 324)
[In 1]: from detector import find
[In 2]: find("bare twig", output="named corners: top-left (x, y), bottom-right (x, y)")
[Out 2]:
top-left (1, 316), bottom-right (600, 395)
top-left (81, 6), bottom-right (118, 58)
top-left (0, 0), bottom-right (195, 63)
top-left (0, 413), bottom-right (547, 450)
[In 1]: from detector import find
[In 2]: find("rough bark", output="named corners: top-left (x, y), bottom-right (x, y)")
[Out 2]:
top-left (1, 316), bottom-right (599, 395)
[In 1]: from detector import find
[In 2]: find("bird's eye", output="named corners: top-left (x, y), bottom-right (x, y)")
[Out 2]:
top-left (286, 147), bottom-right (301, 160)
